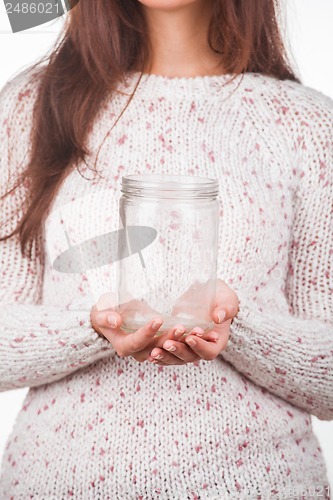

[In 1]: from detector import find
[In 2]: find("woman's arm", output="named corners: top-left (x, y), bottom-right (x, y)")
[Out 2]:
top-left (220, 87), bottom-right (333, 421)
top-left (0, 69), bottom-right (115, 392)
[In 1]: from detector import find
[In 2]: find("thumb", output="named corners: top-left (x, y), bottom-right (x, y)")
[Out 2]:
top-left (95, 292), bottom-right (123, 329)
top-left (94, 308), bottom-right (123, 330)
top-left (212, 280), bottom-right (240, 324)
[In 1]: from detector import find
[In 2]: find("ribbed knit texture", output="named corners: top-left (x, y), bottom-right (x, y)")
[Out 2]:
top-left (0, 67), bottom-right (332, 499)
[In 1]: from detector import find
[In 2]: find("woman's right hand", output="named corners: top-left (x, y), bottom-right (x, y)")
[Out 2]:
top-left (90, 304), bottom-right (187, 362)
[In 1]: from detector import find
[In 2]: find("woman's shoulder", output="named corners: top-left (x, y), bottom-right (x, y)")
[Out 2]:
top-left (245, 72), bottom-right (333, 123)
top-left (242, 73), bottom-right (332, 185)
top-left (0, 64), bottom-right (44, 130)
top-left (0, 65), bottom-right (44, 190)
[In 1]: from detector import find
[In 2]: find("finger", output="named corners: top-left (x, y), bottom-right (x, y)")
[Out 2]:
top-left (201, 319), bottom-right (231, 339)
top-left (129, 324), bottom-right (182, 360)
top-left (151, 323), bottom-right (187, 345)
top-left (184, 331), bottom-right (229, 361)
top-left (131, 352), bottom-right (150, 363)
top-left (149, 345), bottom-right (199, 365)
top-left (101, 317), bottom-right (163, 357)
top-left (152, 322), bottom-right (185, 339)
top-left (177, 327), bottom-right (218, 344)
top-left (165, 324), bottom-right (187, 341)
top-left (121, 318), bottom-right (164, 354)
top-left (126, 323), bottom-right (187, 363)
top-left (151, 340), bottom-right (200, 364)
top-left (150, 353), bottom-right (187, 365)
top-left (196, 330), bottom-right (220, 342)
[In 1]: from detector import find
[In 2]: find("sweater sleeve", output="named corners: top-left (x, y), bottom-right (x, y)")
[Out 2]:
top-left (220, 86), bottom-right (333, 421)
top-left (0, 69), bottom-right (115, 393)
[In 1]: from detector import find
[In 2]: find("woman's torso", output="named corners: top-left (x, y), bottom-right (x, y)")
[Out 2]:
top-left (1, 71), bottom-right (329, 499)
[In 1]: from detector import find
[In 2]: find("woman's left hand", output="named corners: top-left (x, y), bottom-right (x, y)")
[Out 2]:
top-left (148, 279), bottom-right (240, 365)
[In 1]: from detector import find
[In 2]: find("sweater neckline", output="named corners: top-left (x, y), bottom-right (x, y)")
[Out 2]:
top-left (115, 70), bottom-right (251, 99)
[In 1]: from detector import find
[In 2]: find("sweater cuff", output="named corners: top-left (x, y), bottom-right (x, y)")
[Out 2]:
top-left (231, 288), bottom-right (257, 327)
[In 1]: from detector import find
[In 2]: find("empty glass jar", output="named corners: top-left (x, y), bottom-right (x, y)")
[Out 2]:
top-left (116, 174), bottom-right (219, 333)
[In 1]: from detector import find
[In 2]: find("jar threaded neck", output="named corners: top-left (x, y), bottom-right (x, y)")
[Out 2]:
top-left (121, 174), bottom-right (219, 199)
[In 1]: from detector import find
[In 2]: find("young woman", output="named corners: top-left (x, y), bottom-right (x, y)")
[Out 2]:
top-left (0, 0), bottom-right (332, 498)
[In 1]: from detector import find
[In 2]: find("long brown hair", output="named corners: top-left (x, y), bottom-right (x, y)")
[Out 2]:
top-left (1, 0), bottom-right (300, 258)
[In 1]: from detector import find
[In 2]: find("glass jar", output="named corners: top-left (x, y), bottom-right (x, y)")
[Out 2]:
top-left (115, 174), bottom-right (219, 334)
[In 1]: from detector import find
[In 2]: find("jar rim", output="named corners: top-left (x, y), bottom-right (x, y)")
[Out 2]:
top-left (121, 174), bottom-right (219, 199)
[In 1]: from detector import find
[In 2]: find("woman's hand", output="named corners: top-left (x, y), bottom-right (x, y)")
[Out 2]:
top-left (90, 279), bottom-right (239, 365)
top-left (90, 294), bottom-right (191, 362)
top-left (90, 302), bottom-right (224, 363)
top-left (147, 279), bottom-right (240, 365)
top-left (90, 305), bottom-right (164, 360)
top-left (147, 323), bottom-right (230, 365)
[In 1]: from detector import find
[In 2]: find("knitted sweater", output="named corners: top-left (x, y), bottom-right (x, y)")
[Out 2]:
top-left (0, 66), bottom-right (332, 500)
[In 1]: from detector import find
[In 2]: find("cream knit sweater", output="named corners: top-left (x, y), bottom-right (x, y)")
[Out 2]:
top-left (0, 67), bottom-right (332, 499)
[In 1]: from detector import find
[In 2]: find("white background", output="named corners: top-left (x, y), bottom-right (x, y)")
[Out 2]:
top-left (0, 0), bottom-right (332, 490)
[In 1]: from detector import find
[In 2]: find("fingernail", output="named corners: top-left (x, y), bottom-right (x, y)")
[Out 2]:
top-left (186, 338), bottom-right (197, 347)
top-left (174, 328), bottom-right (185, 337)
top-left (165, 344), bottom-right (176, 352)
top-left (152, 319), bottom-right (163, 331)
top-left (190, 328), bottom-right (204, 337)
top-left (154, 354), bottom-right (163, 360)
top-left (107, 314), bottom-right (118, 328)
top-left (217, 310), bottom-right (226, 323)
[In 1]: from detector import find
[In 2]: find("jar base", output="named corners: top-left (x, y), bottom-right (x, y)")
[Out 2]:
top-left (120, 318), bottom-right (215, 335)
